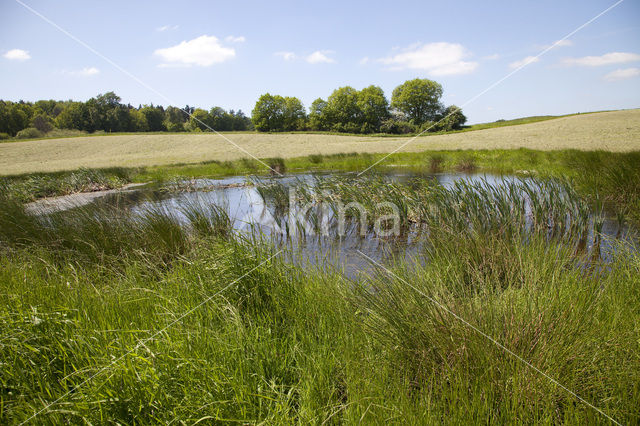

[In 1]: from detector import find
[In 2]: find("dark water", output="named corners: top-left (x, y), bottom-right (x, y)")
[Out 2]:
top-left (70, 171), bottom-right (637, 278)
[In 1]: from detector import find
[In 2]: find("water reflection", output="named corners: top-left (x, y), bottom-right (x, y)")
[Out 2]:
top-left (76, 172), bottom-right (636, 278)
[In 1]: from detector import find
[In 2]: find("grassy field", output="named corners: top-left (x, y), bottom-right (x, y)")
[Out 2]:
top-left (1, 173), bottom-right (639, 423)
top-left (1, 109), bottom-right (638, 175)
top-left (1, 108), bottom-right (640, 423)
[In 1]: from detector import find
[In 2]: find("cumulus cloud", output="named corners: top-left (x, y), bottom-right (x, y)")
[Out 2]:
top-left (3, 49), bottom-right (30, 61)
top-left (225, 35), bottom-right (245, 43)
top-left (484, 53), bottom-right (500, 60)
top-left (154, 35), bottom-right (235, 67)
top-left (275, 51), bottom-right (296, 61)
top-left (562, 52), bottom-right (640, 67)
top-left (508, 55), bottom-right (539, 69)
top-left (379, 42), bottom-right (478, 76)
top-left (359, 57), bottom-right (370, 65)
top-left (306, 50), bottom-right (335, 64)
top-left (604, 67), bottom-right (640, 81)
top-left (157, 25), bottom-right (179, 32)
top-left (70, 67), bottom-right (100, 76)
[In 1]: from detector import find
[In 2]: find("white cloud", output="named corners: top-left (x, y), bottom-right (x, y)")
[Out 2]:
top-left (154, 35), bottom-right (235, 67)
top-left (604, 67), bottom-right (640, 81)
top-left (157, 25), bottom-right (178, 32)
top-left (484, 53), bottom-right (500, 60)
top-left (379, 42), bottom-right (478, 76)
top-left (275, 51), bottom-right (296, 61)
top-left (359, 57), bottom-right (370, 65)
top-left (508, 55), bottom-right (539, 69)
top-left (3, 49), bottom-right (30, 61)
top-left (562, 52), bottom-right (640, 67)
top-left (225, 35), bottom-right (245, 43)
top-left (306, 50), bottom-right (335, 64)
top-left (70, 67), bottom-right (100, 76)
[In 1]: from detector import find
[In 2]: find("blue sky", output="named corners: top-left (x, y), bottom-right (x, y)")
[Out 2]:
top-left (1, 0), bottom-right (639, 123)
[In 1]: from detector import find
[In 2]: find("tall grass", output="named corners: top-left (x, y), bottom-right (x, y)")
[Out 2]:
top-left (0, 168), bottom-right (639, 423)
top-left (0, 167), bottom-right (135, 203)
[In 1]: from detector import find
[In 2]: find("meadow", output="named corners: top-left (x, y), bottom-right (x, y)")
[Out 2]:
top-left (1, 109), bottom-right (638, 175)
top-left (1, 109), bottom-right (639, 424)
top-left (1, 170), bottom-right (639, 423)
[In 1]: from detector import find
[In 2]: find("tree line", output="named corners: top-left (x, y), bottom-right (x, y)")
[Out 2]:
top-left (251, 78), bottom-right (466, 134)
top-left (0, 92), bottom-right (252, 139)
top-left (0, 78), bottom-right (466, 139)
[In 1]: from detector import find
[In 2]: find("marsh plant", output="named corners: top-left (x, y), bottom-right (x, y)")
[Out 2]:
top-left (253, 174), bottom-right (611, 255)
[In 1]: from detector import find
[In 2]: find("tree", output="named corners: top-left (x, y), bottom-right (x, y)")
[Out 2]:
top-left (252, 93), bottom-right (286, 132)
top-left (308, 98), bottom-right (328, 131)
top-left (140, 105), bottom-right (166, 131)
top-left (357, 85), bottom-right (389, 133)
top-left (0, 101), bottom-right (31, 135)
top-left (283, 97), bottom-right (306, 131)
top-left (30, 114), bottom-right (53, 133)
top-left (324, 86), bottom-right (362, 133)
top-left (438, 105), bottom-right (467, 131)
top-left (55, 102), bottom-right (89, 131)
top-left (391, 78), bottom-right (443, 125)
top-left (231, 110), bottom-right (251, 130)
top-left (129, 109), bottom-right (149, 132)
top-left (164, 106), bottom-right (186, 131)
top-left (187, 108), bottom-right (210, 131)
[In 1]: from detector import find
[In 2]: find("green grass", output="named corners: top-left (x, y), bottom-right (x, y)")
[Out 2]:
top-left (0, 182), bottom-right (638, 423)
top-left (2, 149), bottom-right (639, 225)
top-left (0, 167), bottom-right (137, 203)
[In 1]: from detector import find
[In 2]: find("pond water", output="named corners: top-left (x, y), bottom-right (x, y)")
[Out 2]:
top-left (55, 171), bottom-right (636, 278)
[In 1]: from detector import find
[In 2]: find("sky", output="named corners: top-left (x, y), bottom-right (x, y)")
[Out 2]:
top-left (1, 0), bottom-right (639, 124)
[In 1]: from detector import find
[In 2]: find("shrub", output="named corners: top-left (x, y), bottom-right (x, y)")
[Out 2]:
top-left (15, 127), bottom-right (43, 139)
top-left (0, 132), bottom-right (10, 140)
top-left (165, 122), bottom-right (184, 132)
top-left (44, 129), bottom-right (88, 138)
top-left (308, 154), bottom-right (324, 164)
top-left (380, 119), bottom-right (416, 134)
top-left (267, 157), bottom-right (286, 175)
top-left (456, 156), bottom-right (477, 172)
top-left (429, 155), bottom-right (445, 173)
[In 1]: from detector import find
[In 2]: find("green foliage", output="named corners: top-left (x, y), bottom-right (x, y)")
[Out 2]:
top-left (0, 100), bottom-right (31, 136)
top-left (283, 97), bottom-right (307, 130)
top-left (252, 94), bottom-right (306, 132)
top-left (267, 157), bottom-right (286, 174)
top-left (308, 154), bottom-right (324, 164)
top-left (308, 98), bottom-right (328, 130)
top-left (391, 78), bottom-right (443, 125)
top-left (15, 127), bottom-right (43, 139)
top-left (438, 104), bottom-right (467, 130)
top-left (380, 118), bottom-right (416, 134)
top-left (310, 85), bottom-right (390, 133)
top-left (29, 114), bottom-right (53, 133)
top-left (1, 93), bottom-right (250, 137)
top-left (0, 176), bottom-right (638, 423)
top-left (0, 167), bottom-right (133, 202)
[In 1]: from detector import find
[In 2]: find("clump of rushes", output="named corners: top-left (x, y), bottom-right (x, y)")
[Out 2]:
top-left (0, 167), bottom-right (134, 203)
top-left (267, 157), bottom-right (286, 175)
top-left (428, 154), bottom-right (445, 173)
top-left (0, 177), bottom-right (639, 423)
top-left (275, 174), bottom-right (600, 249)
top-left (308, 154), bottom-right (324, 164)
top-left (456, 155), bottom-right (477, 172)
top-left (0, 194), bottom-right (232, 267)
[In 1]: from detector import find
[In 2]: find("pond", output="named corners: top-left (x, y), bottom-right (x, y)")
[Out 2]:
top-left (35, 171), bottom-right (636, 279)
